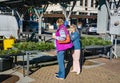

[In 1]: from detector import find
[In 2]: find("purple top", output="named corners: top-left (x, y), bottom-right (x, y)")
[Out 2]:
top-left (55, 24), bottom-right (73, 51)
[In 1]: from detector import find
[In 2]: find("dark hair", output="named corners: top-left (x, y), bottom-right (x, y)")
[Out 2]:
top-left (66, 25), bottom-right (70, 29)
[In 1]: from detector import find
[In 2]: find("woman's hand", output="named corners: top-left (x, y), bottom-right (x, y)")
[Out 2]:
top-left (52, 33), bottom-right (56, 39)
top-left (69, 30), bottom-right (72, 34)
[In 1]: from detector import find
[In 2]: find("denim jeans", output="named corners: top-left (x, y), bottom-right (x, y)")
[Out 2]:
top-left (77, 28), bottom-right (82, 36)
top-left (57, 50), bottom-right (65, 78)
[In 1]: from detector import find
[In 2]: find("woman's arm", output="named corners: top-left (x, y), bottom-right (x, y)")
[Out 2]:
top-left (71, 32), bottom-right (79, 41)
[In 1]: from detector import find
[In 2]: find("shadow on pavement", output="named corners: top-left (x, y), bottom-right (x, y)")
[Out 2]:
top-left (16, 55), bottom-right (58, 75)
top-left (0, 74), bottom-right (19, 83)
top-left (65, 49), bottom-right (85, 78)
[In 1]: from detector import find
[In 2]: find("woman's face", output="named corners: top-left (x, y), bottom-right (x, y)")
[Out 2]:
top-left (56, 19), bottom-right (64, 27)
top-left (56, 22), bottom-right (59, 27)
top-left (70, 26), bottom-right (75, 32)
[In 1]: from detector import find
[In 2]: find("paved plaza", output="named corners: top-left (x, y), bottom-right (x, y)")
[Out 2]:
top-left (0, 50), bottom-right (120, 83)
top-left (27, 50), bottom-right (120, 83)
top-left (29, 57), bottom-right (120, 83)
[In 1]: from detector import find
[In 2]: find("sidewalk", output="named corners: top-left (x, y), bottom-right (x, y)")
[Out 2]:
top-left (29, 51), bottom-right (120, 83)
top-left (0, 50), bottom-right (120, 83)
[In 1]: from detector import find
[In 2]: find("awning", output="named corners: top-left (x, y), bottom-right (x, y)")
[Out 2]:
top-left (0, 0), bottom-right (78, 11)
top-left (43, 14), bottom-right (97, 19)
top-left (0, 0), bottom-right (8, 1)
top-left (0, 0), bottom-right (78, 6)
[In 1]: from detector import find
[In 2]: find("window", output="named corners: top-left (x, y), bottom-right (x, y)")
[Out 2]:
top-left (80, 0), bottom-right (83, 6)
top-left (95, 0), bottom-right (98, 8)
top-left (91, 0), bottom-right (94, 7)
top-left (90, 13), bottom-right (97, 15)
top-left (72, 12), bottom-right (76, 15)
top-left (79, 12), bottom-right (82, 15)
top-left (79, 12), bottom-right (87, 15)
top-left (85, 0), bottom-right (88, 6)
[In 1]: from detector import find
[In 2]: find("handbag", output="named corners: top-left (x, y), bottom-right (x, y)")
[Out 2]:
top-left (58, 34), bottom-right (70, 44)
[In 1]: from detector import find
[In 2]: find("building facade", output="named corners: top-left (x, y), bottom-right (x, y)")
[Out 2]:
top-left (45, 0), bottom-right (98, 25)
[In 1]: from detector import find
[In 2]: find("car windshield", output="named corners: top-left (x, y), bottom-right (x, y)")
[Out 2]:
top-left (23, 21), bottom-right (39, 32)
top-left (90, 24), bottom-right (96, 27)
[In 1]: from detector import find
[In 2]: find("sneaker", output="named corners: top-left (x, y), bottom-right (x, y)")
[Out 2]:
top-left (55, 76), bottom-right (64, 80)
top-left (76, 70), bottom-right (81, 75)
top-left (76, 71), bottom-right (80, 75)
top-left (55, 73), bottom-right (58, 75)
top-left (55, 73), bottom-right (59, 77)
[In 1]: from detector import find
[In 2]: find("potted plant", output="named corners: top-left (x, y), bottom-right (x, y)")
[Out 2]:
top-left (81, 36), bottom-right (112, 47)
top-left (80, 36), bottom-right (112, 57)
top-left (12, 41), bottom-right (55, 60)
top-left (13, 41), bottom-right (55, 51)
top-left (0, 49), bottom-right (21, 71)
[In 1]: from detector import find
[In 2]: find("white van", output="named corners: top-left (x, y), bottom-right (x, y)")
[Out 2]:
top-left (0, 15), bottom-right (18, 39)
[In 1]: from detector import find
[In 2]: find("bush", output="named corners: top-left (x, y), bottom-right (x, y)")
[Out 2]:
top-left (0, 42), bottom-right (55, 56)
top-left (0, 37), bottom-right (112, 55)
top-left (0, 49), bottom-right (21, 56)
top-left (13, 41), bottom-right (55, 51)
top-left (81, 36), bottom-right (112, 47)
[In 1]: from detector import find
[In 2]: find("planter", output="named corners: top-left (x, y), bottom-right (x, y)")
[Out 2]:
top-left (0, 56), bottom-right (13, 72)
top-left (82, 45), bottom-right (113, 58)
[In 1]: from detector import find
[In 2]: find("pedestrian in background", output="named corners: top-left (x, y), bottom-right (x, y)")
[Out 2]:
top-left (52, 18), bottom-right (73, 80)
top-left (70, 24), bottom-right (81, 75)
top-left (77, 22), bottom-right (82, 36)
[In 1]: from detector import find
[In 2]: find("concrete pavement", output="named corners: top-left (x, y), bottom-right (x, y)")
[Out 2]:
top-left (28, 50), bottom-right (120, 83)
top-left (29, 58), bottom-right (120, 83)
top-left (0, 48), bottom-right (120, 83)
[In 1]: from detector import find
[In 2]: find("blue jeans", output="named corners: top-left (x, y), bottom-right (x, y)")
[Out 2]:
top-left (77, 28), bottom-right (82, 36)
top-left (57, 51), bottom-right (65, 78)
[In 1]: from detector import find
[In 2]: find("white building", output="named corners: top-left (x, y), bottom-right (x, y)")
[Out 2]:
top-left (47, 0), bottom-right (97, 14)
top-left (45, 0), bottom-right (98, 25)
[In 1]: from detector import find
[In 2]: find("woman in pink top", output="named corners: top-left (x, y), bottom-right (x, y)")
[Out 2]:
top-left (52, 18), bottom-right (73, 80)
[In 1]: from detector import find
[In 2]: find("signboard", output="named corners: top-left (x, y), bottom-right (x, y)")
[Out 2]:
top-left (110, 16), bottom-right (120, 35)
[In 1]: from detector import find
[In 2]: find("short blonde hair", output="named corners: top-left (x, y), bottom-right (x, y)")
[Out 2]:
top-left (56, 18), bottom-right (64, 25)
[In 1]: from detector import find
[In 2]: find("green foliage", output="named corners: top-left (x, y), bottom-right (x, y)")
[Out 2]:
top-left (0, 49), bottom-right (21, 56)
top-left (81, 36), bottom-right (112, 47)
top-left (0, 37), bottom-right (112, 55)
top-left (13, 41), bottom-right (55, 51)
top-left (35, 42), bottom-right (55, 51)
top-left (0, 42), bottom-right (55, 56)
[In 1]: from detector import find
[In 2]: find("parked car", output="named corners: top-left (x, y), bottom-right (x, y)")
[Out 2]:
top-left (82, 23), bottom-right (97, 34)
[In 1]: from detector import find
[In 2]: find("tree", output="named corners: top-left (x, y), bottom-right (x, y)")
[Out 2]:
top-left (59, 1), bottom-right (76, 25)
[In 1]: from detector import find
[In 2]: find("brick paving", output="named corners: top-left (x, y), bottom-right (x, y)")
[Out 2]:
top-left (29, 31), bottom-right (120, 83)
top-left (29, 51), bottom-right (120, 83)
